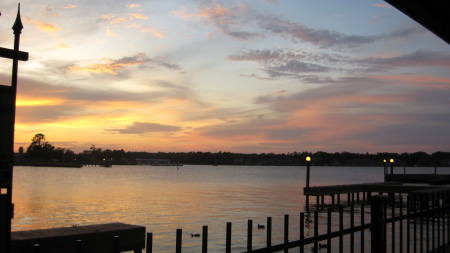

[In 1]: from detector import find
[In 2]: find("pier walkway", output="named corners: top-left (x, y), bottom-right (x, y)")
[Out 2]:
top-left (304, 171), bottom-right (450, 209)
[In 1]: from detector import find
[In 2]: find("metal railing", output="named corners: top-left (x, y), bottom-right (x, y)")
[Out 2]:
top-left (146, 190), bottom-right (450, 253)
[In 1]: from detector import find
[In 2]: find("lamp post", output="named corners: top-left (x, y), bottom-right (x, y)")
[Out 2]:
top-left (305, 156), bottom-right (311, 211)
top-left (390, 159), bottom-right (394, 175)
top-left (383, 160), bottom-right (387, 182)
top-left (306, 156), bottom-right (311, 188)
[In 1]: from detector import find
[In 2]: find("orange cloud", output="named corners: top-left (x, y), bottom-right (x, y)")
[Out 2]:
top-left (63, 4), bottom-right (78, 9)
top-left (106, 29), bottom-right (119, 37)
top-left (17, 97), bottom-right (64, 107)
top-left (173, 3), bottom-right (232, 20)
top-left (127, 4), bottom-right (141, 8)
top-left (131, 25), bottom-right (165, 38)
top-left (130, 13), bottom-right (148, 20)
top-left (98, 14), bottom-right (129, 24)
top-left (68, 53), bottom-right (148, 74)
top-left (25, 17), bottom-right (59, 32)
top-left (57, 42), bottom-right (71, 49)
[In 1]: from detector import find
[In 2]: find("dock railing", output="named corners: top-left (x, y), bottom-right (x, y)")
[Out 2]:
top-left (236, 190), bottom-right (449, 253)
top-left (145, 189), bottom-right (449, 253)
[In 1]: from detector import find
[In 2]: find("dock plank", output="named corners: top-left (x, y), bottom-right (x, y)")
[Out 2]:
top-left (11, 223), bottom-right (145, 253)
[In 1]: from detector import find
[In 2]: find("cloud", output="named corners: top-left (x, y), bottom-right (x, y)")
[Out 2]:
top-left (127, 4), bottom-right (141, 8)
top-left (130, 13), bottom-right (148, 20)
top-left (174, 3), bottom-right (262, 40)
top-left (174, 2), bottom-right (423, 47)
top-left (108, 122), bottom-right (181, 134)
top-left (96, 14), bottom-right (129, 24)
top-left (229, 48), bottom-right (347, 79)
top-left (245, 75), bottom-right (450, 151)
top-left (375, 3), bottom-right (391, 8)
top-left (25, 17), bottom-right (59, 32)
top-left (57, 42), bottom-right (72, 49)
top-left (229, 48), bottom-right (450, 81)
top-left (6, 72), bottom-right (201, 126)
top-left (63, 4), bottom-right (78, 9)
top-left (68, 53), bottom-right (181, 75)
top-left (360, 50), bottom-right (450, 70)
top-left (129, 24), bottom-right (165, 38)
top-left (106, 29), bottom-right (119, 37)
top-left (258, 17), bottom-right (424, 48)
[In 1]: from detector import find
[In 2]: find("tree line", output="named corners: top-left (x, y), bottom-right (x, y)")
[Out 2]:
top-left (15, 133), bottom-right (450, 167)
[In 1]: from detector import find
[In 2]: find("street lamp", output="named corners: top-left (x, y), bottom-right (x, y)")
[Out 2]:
top-left (390, 159), bottom-right (394, 175)
top-left (306, 156), bottom-right (311, 188)
top-left (305, 156), bottom-right (311, 211)
top-left (383, 159), bottom-right (387, 181)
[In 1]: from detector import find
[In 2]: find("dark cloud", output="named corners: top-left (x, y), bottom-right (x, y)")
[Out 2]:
top-left (267, 128), bottom-right (312, 140)
top-left (68, 53), bottom-right (182, 76)
top-left (229, 48), bottom-right (450, 81)
top-left (181, 3), bottom-right (425, 48)
top-left (108, 122), bottom-right (181, 134)
top-left (258, 17), bottom-right (425, 48)
top-left (247, 75), bottom-right (450, 151)
top-left (229, 48), bottom-right (345, 80)
top-left (358, 50), bottom-right (450, 71)
top-left (196, 118), bottom-right (282, 138)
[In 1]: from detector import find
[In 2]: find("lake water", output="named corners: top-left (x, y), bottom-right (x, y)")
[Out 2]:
top-left (12, 165), bottom-right (447, 252)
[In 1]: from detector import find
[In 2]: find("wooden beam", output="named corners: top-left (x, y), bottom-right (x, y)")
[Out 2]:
top-left (0, 47), bottom-right (28, 61)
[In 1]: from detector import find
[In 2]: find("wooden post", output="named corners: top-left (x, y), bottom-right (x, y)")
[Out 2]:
top-left (313, 210), bottom-right (318, 253)
top-left (327, 208), bottom-right (332, 252)
top-left (300, 213), bottom-right (305, 253)
top-left (284, 214), bottom-right (289, 253)
top-left (202, 226), bottom-right (208, 253)
top-left (339, 207), bottom-right (343, 252)
top-left (351, 205), bottom-right (355, 252)
top-left (266, 217), bottom-right (272, 248)
top-left (146, 232), bottom-right (153, 253)
top-left (247, 219), bottom-right (252, 252)
top-left (75, 240), bottom-right (82, 253)
top-left (32, 244), bottom-right (40, 253)
top-left (226, 222), bottom-right (231, 253)
top-left (371, 195), bottom-right (385, 253)
top-left (361, 203), bottom-right (365, 253)
top-left (176, 229), bottom-right (182, 253)
top-left (113, 235), bottom-right (120, 253)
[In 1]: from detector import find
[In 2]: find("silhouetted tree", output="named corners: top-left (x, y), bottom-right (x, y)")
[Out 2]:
top-left (25, 133), bottom-right (56, 161)
top-left (18, 146), bottom-right (24, 159)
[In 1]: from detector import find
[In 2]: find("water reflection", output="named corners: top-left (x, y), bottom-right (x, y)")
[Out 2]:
top-left (12, 165), bottom-right (395, 252)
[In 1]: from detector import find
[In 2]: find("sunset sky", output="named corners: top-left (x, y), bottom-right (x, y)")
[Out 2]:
top-left (1, 0), bottom-right (449, 154)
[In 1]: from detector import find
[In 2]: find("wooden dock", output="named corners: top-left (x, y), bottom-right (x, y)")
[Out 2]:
top-left (385, 173), bottom-right (450, 184)
top-left (303, 181), bottom-right (450, 210)
top-left (11, 223), bottom-right (145, 253)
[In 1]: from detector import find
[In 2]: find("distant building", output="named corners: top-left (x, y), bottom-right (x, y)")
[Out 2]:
top-left (136, 159), bottom-right (171, 165)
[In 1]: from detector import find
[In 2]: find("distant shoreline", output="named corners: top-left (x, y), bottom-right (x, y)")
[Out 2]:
top-left (14, 161), bottom-right (82, 168)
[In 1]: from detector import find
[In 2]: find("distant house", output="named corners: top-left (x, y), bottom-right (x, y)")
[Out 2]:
top-left (136, 159), bottom-right (171, 165)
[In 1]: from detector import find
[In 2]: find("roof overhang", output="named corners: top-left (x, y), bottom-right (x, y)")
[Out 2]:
top-left (385, 0), bottom-right (450, 44)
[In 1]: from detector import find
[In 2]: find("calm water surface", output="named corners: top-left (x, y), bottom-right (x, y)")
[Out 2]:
top-left (12, 165), bottom-right (444, 252)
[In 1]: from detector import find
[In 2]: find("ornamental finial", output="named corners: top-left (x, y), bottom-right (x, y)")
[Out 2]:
top-left (12, 3), bottom-right (24, 34)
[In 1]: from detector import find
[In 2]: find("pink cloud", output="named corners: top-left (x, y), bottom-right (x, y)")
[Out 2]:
top-left (375, 3), bottom-right (391, 8)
